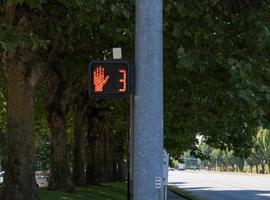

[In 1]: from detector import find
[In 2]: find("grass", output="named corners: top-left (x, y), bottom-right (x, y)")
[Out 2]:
top-left (38, 182), bottom-right (127, 200)
top-left (168, 185), bottom-right (206, 200)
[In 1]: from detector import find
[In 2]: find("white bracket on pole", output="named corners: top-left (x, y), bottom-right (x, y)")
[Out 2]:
top-left (163, 150), bottom-right (169, 200)
top-left (113, 47), bottom-right (122, 59)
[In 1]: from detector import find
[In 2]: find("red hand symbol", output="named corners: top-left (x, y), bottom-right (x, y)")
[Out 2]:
top-left (93, 66), bottom-right (110, 92)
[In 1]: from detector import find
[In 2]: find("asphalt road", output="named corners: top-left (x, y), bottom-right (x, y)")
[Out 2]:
top-left (167, 189), bottom-right (186, 200)
top-left (168, 170), bottom-right (270, 200)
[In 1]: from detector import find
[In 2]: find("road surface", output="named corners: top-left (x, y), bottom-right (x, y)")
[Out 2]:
top-left (168, 170), bottom-right (270, 200)
top-left (167, 189), bottom-right (186, 200)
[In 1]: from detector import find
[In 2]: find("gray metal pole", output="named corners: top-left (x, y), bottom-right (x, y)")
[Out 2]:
top-left (134, 0), bottom-right (163, 200)
top-left (129, 94), bottom-right (134, 200)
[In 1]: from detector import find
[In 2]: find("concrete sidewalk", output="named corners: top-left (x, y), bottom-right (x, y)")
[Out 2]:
top-left (167, 189), bottom-right (187, 200)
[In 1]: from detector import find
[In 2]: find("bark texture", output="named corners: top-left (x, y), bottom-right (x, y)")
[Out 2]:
top-left (47, 42), bottom-right (74, 192)
top-left (73, 93), bottom-right (87, 186)
top-left (85, 129), bottom-right (98, 185)
top-left (1, 55), bottom-right (38, 200)
top-left (261, 160), bottom-right (265, 174)
top-left (85, 127), bottom-right (127, 185)
top-left (0, 3), bottom-right (38, 199)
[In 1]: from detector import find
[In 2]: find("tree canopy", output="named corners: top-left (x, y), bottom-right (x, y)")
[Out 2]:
top-left (0, 0), bottom-right (270, 199)
top-left (164, 0), bottom-right (270, 157)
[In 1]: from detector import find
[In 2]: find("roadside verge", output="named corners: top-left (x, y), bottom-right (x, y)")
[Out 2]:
top-left (168, 185), bottom-right (207, 200)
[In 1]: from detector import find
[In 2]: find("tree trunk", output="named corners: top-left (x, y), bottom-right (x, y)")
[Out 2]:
top-left (85, 130), bottom-right (98, 185)
top-left (229, 163), bottom-right (234, 172)
top-left (48, 110), bottom-right (73, 191)
top-left (1, 62), bottom-right (37, 200)
top-left (261, 163), bottom-right (265, 174)
top-left (105, 134), bottom-right (114, 182)
top-left (94, 136), bottom-right (105, 183)
top-left (46, 39), bottom-right (74, 192)
top-left (47, 67), bottom-right (73, 192)
top-left (113, 135), bottom-right (125, 181)
top-left (237, 160), bottom-right (244, 172)
top-left (73, 102), bottom-right (86, 186)
top-left (255, 164), bottom-right (259, 173)
top-left (102, 133), bottom-right (109, 182)
top-left (0, 130), bottom-right (6, 171)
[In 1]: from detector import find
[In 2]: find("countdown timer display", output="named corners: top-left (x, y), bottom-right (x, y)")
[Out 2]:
top-left (88, 60), bottom-right (134, 98)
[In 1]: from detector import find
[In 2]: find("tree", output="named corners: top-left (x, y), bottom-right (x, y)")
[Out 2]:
top-left (42, 0), bottom-right (134, 190)
top-left (2, 0), bottom-right (270, 198)
top-left (0, 1), bottom-right (46, 199)
top-left (255, 128), bottom-right (270, 174)
top-left (46, 43), bottom-right (74, 191)
top-left (0, 74), bottom-right (6, 171)
top-left (199, 142), bottom-right (247, 172)
top-left (35, 80), bottom-right (50, 171)
top-left (83, 98), bottom-right (129, 185)
top-left (246, 147), bottom-right (260, 173)
top-left (164, 0), bottom-right (270, 157)
top-left (210, 148), bottom-right (222, 171)
top-left (198, 143), bottom-right (212, 170)
top-left (0, 1), bottom-right (134, 193)
top-left (72, 90), bottom-right (87, 186)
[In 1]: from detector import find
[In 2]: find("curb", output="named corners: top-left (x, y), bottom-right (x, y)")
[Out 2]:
top-left (168, 185), bottom-right (207, 200)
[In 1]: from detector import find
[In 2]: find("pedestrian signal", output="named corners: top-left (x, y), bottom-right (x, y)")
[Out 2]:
top-left (88, 60), bottom-right (134, 98)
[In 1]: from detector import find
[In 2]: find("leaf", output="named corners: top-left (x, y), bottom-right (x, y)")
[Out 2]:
top-left (1, 42), bottom-right (17, 53)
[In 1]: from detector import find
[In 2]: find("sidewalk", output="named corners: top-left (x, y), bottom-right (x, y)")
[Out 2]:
top-left (167, 189), bottom-right (187, 200)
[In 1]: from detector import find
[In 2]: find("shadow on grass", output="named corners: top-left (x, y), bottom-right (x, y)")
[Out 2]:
top-left (39, 182), bottom-right (127, 200)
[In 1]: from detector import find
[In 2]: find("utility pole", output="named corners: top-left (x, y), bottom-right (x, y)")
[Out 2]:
top-left (134, 0), bottom-right (163, 199)
top-left (129, 94), bottom-right (134, 200)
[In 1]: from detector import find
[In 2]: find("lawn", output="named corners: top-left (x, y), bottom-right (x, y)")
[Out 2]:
top-left (38, 182), bottom-right (127, 200)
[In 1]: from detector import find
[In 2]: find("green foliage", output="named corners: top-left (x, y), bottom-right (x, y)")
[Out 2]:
top-left (256, 127), bottom-right (270, 156)
top-left (8, 0), bottom-right (45, 8)
top-left (197, 142), bottom-right (244, 171)
top-left (0, 0), bottom-right (134, 173)
top-left (164, 0), bottom-right (270, 156)
top-left (197, 127), bottom-right (270, 173)
top-left (38, 182), bottom-right (127, 200)
top-left (251, 127), bottom-right (270, 173)
top-left (169, 157), bottom-right (179, 168)
top-left (1, 0), bottom-right (270, 189)
top-left (34, 80), bottom-right (50, 170)
top-left (0, 27), bottom-right (48, 54)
